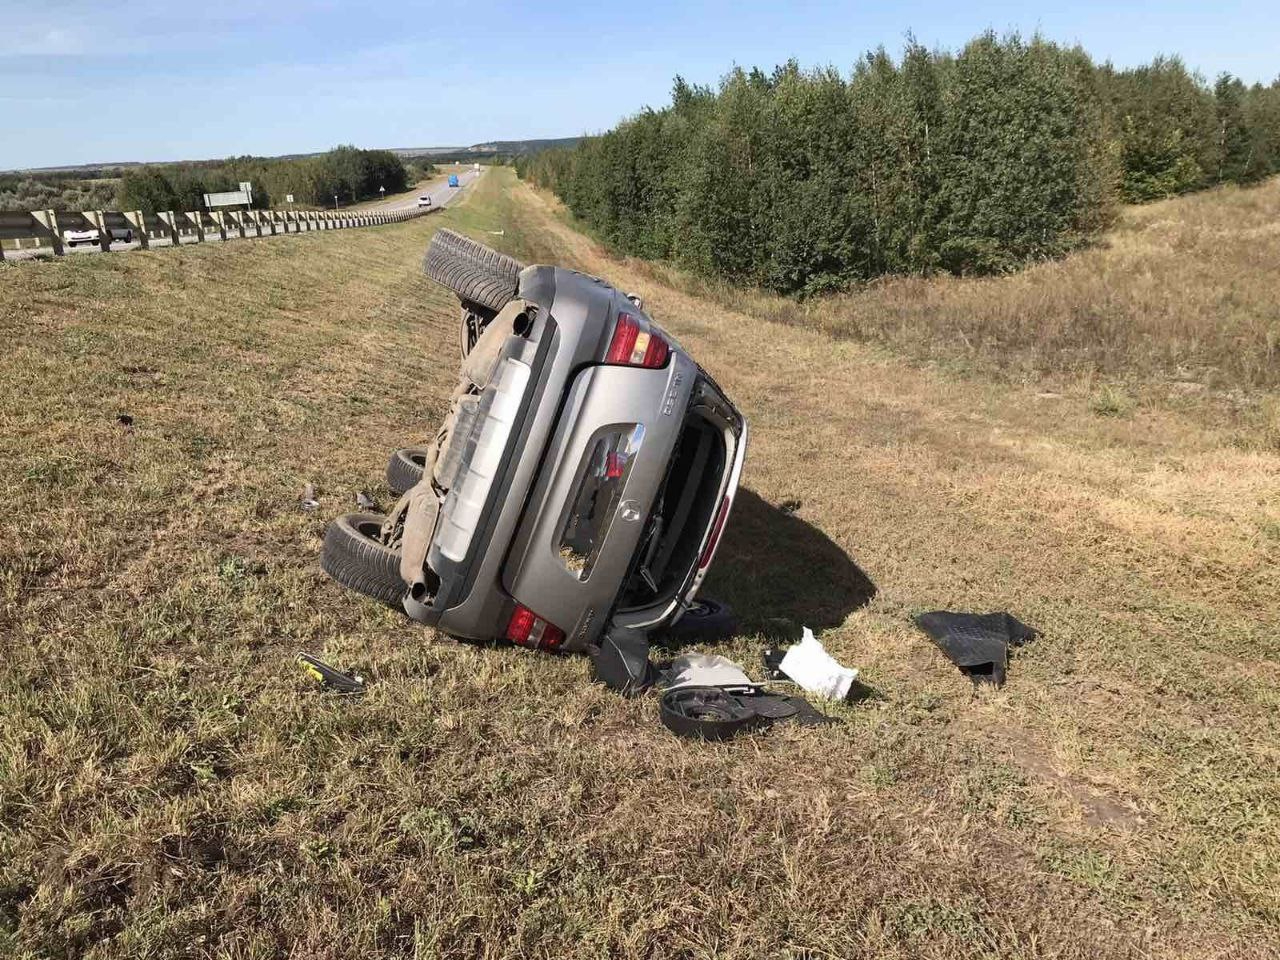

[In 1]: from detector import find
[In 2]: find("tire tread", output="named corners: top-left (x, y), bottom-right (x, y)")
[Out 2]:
top-left (320, 513), bottom-right (405, 607)
top-left (423, 228), bottom-right (522, 312)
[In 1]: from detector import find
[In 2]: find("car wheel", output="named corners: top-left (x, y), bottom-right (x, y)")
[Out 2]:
top-left (386, 447), bottom-right (429, 496)
top-left (459, 301), bottom-right (496, 359)
top-left (656, 598), bottom-right (738, 647)
top-left (423, 228), bottom-right (522, 313)
top-left (320, 512), bottom-right (405, 607)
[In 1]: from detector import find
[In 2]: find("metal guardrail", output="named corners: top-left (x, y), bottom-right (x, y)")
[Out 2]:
top-left (0, 204), bottom-right (436, 260)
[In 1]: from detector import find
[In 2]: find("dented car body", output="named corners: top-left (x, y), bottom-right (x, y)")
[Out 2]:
top-left (392, 264), bottom-right (746, 652)
top-left (322, 231), bottom-right (746, 653)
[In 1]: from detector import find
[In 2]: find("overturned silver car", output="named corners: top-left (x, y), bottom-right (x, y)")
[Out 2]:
top-left (322, 229), bottom-right (747, 652)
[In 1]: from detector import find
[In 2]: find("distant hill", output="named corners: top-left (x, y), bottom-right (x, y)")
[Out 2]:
top-left (3, 138), bottom-right (581, 176)
top-left (391, 137), bottom-right (581, 161)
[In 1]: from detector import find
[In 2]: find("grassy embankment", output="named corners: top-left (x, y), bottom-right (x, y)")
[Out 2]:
top-left (1, 167), bottom-right (1277, 958)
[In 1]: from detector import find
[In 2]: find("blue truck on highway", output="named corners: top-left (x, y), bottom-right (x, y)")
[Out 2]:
top-left (448, 174), bottom-right (460, 188)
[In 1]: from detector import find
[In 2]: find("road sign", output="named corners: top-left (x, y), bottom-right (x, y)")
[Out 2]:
top-left (286, 194), bottom-right (294, 204)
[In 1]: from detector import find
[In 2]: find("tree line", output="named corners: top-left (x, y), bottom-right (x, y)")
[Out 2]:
top-left (117, 146), bottom-right (411, 214)
top-left (516, 35), bottom-right (1280, 294)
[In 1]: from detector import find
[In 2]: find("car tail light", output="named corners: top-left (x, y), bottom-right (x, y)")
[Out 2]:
top-left (605, 312), bottom-right (669, 368)
top-left (506, 604), bottom-right (565, 650)
top-left (698, 495), bottom-right (732, 569)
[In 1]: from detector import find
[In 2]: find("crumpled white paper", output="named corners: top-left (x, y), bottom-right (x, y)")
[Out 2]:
top-left (778, 627), bottom-right (859, 701)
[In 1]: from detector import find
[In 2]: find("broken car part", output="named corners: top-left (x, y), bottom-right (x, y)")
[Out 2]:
top-left (660, 652), bottom-right (758, 692)
top-left (658, 685), bottom-right (837, 741)
top-left (300, 482), bottom-right (320, 512)
top-left (913, 611), bottom-right (1039, 687)
top-left (659, 686), bottom-right (763, 741)
top-left (589, 627), bottom-right (659, 696)
top-left (297, 653), bottom-right (365, 694)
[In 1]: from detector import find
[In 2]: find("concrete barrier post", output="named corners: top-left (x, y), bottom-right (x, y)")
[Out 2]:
top-left (84, 211), bottom-right (111, 253)
top-left (124, 211), bottom-right (149, 249)
top-left (187, 211), bottom-right (206, 243)
top-left (32, 210), bottom-right (64, 255)
top-left (159, 211), bottom-right (180, 246)
top-left (213, 212), bottom-right (228, 242)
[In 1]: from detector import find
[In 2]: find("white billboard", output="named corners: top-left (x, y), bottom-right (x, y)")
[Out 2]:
top-left (204, 182), bottom-right (254, 209)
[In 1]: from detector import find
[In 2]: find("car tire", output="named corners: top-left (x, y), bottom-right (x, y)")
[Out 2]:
top-left (423, 228), bottom-right (522, 313)
top-left (386, 447), bottom-right (429, 496)
top-left (320, 512), bottom-right (405, 607)
top-left (657, 598), bottom-right (738, 647)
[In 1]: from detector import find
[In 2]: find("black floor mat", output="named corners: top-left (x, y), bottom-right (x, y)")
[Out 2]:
top-left (913, 611), bottom-right (1038, 687)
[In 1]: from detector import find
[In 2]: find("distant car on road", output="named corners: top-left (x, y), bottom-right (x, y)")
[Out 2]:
top-left (63, 226), bottom-right (133, 247)
top-left (417, 195), bottom-right (433, 208)
top-left (447, 175), bottom-right (460, 188)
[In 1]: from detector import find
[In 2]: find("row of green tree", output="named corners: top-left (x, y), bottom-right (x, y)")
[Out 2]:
top-left (0, 173), bottom-right (117, 212)
top-left (516, 35), bottom-right (1280, 294)
top-left (118, 146), bottom-right (411, 214)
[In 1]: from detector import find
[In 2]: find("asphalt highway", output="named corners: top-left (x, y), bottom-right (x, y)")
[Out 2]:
top-left (4, 167), bottom-right (481, 260)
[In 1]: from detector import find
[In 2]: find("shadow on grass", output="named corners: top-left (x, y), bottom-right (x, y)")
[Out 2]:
top-left (701, 488), bottom-right (876, 639)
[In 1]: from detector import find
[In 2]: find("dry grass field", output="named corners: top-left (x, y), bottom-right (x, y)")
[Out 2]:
top-left (1, 168), bottom-right (1277, 959)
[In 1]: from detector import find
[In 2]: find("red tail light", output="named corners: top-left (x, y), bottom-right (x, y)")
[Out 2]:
top-left (506, 604), bottom-right (566, 650)
top-left (698, 496), bottom-right (732, 569)
top-left (605, 313), bottom-right (669, 368)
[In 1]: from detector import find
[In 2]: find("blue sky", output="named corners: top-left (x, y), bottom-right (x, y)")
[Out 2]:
top-left (2, 0), bottom-right (1276, 170)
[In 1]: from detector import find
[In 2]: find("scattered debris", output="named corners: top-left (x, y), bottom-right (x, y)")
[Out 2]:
top-left (777, 627), bottom-right (859, 700)
top-left (588, 642), bottom-right (841, 741)
top-left (355, 490), bottom-right (379, 512)
top-left (300, 483), bottom-right (320, 512)
top-left (297, 653), bottom-right (365, 694)
top-left (761, 644), bottom-right (788, 680)
top-left (913, 611), bottom-right (1038, 687)
top-left (659, 686), bottom-right (762, 740)
top-left (778, 498), bottom-right (802, 515)
top-left (116, 413), bottom-right (134, 427)
top-left (589, 628), bottom-right (658, 697)
top-left (658, 685), bottom-right (838, 741)
top-left (661, 653), bottom-right (758, 692)
top-left (742, 690), bottom-right (839, 727)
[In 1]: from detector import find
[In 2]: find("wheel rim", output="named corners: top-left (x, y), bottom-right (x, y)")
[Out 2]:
top-left (353, 518), bottom-right (384, 541)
